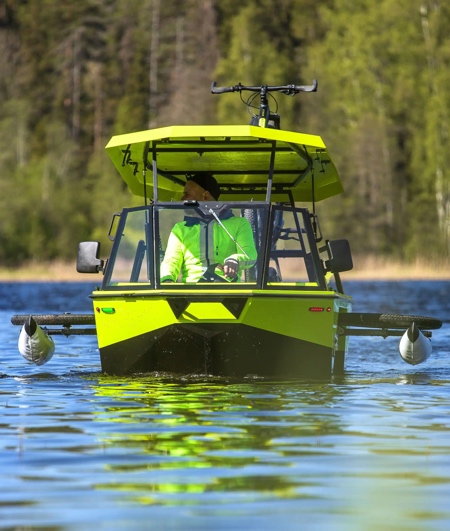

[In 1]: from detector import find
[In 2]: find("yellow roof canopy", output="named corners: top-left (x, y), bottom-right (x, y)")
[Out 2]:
top-left (105, 125), bottom-right (343, 202)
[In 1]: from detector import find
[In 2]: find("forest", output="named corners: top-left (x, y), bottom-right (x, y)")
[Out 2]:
top-left (0, 0), bottom-right (449, 267)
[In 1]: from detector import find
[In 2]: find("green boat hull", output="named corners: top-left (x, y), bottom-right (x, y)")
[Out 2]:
top-left (93, 290), bottom-right (351, 377)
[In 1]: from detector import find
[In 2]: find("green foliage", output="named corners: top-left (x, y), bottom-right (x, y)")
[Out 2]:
top-left (305, 0), bottom-right (449, 259)
top-left (0, 0), bottom-right (448, 268)
top-left (214, 2), bottom-right (305, 129)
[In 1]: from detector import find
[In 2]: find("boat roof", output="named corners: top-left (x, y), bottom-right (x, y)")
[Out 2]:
top-left (105, 125), bottom-right (343, 202)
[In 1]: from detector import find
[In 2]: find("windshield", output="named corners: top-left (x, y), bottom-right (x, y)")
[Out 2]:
top-left (103, 204), bottom-right (325, 289)
top-left (157, 204), bottom-right (266, 285)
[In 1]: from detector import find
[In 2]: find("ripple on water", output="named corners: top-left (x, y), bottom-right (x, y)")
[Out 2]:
top-left (0, 281), bottom-right (450, 529)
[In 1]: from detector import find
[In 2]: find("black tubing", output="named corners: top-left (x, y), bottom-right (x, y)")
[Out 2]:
top-left (11, 314), bottom-right (95, 326)
top-left (338, 312), bottom-right (442, 330)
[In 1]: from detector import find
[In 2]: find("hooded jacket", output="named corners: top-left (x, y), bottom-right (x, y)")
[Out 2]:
top-left (160, 210), bottom-right (257, 283)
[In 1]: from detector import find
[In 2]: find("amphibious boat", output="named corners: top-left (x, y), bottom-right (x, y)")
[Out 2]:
top-left (12, 82), bottom-right (442, 376)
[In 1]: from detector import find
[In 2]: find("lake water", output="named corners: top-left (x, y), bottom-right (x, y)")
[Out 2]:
top-left (1, 281), bottom-right (450, 530)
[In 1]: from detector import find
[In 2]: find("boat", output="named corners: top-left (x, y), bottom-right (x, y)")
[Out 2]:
top-left (11, 82), bottom-right (442, 377)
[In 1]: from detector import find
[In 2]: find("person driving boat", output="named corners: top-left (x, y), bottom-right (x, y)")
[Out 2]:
top-left (160, 173), bottom-right (257, 283)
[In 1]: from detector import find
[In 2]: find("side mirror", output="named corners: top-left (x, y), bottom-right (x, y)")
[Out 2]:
top-left (324, 239), bottom-right (353, 273)
top-left (77, 241), bottom-right (104, 273)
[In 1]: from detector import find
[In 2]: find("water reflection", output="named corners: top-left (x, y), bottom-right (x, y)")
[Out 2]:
top-left (2, 369), bottom-right (450, 529)
top-left (2, 280), bottom-right (450, 529)
top-left (88, 376), bottom-right (346, 501)
top-left (70, 373), bottom-right (450, 530)
top-left (397, 372), bottom-right (434, 385)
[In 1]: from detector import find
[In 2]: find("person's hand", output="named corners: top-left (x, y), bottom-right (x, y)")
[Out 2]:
top-left (223, 259), bottom-right (238, 279)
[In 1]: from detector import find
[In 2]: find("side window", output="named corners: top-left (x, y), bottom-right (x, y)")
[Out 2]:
top-left (107, 208), bottom-right (152, 285)
top-left (269, 208), bottom-right (316, 285)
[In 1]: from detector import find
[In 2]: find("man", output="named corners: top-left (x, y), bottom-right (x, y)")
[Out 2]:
top-left (160, 173), bottom-right (257, 283)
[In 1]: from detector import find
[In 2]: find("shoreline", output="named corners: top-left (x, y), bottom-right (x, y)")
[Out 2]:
top-left (0, 258), bottom-right (449, 282)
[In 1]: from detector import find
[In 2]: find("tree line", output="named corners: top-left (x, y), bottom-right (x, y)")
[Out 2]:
top-left (0, 0), bottom-right (448, 266)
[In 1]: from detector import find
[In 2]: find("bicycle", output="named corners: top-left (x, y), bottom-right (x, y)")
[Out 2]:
top-left (211, 80), bottom-right (318, 129)
top-left (211, 81), bottom-right (319, 281)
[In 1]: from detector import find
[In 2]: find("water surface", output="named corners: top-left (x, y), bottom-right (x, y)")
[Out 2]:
top-left (1, 281), bottom-right (449, 530)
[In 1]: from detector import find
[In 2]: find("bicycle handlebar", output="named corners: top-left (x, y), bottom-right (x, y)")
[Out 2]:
top-left (211, 80), bottom-right (318, 95)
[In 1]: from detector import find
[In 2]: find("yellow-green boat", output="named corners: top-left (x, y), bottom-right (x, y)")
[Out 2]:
top-left (12, 82), bottom-right (442, 376)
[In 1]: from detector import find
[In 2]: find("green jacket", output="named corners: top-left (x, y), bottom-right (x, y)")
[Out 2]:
top-left (160, 210), bottom-right (257, 283)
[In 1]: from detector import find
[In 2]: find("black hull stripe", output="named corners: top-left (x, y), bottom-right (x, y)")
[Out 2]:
top-left (100, 323), bottom-right (336, 378)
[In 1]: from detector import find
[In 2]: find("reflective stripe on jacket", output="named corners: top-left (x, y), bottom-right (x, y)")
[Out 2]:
top-left (160, 211), bottom-right (257, 283)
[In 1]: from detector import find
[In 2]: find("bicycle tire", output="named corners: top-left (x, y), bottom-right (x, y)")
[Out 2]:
top-left (338, 312), bottom-right (442, 330)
